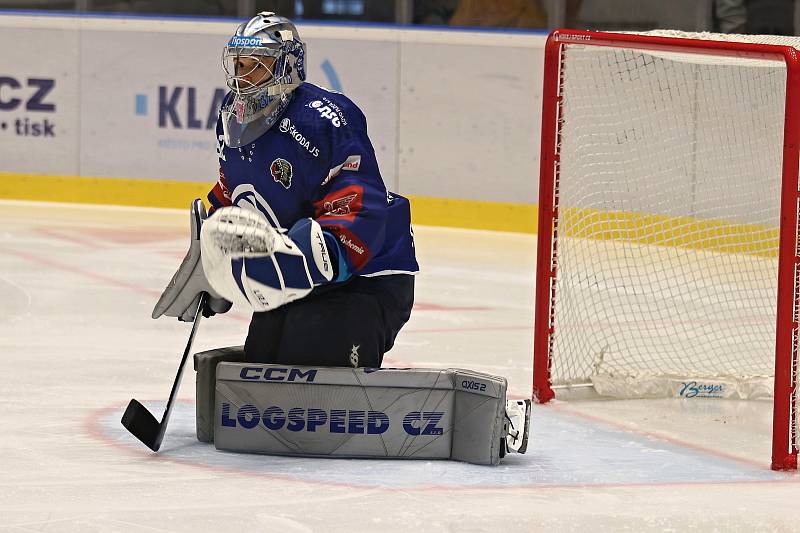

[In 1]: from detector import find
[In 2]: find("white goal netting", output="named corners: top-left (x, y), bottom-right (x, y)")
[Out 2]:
top-left (547, 31), bottom-right (800, 405)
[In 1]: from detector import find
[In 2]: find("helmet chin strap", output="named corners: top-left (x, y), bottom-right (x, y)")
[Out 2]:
top-left (266, 82), bottom-right (301, 97)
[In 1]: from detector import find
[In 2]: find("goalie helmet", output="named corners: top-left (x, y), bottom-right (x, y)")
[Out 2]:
top-left (220, 11), bottom-right (307, 148)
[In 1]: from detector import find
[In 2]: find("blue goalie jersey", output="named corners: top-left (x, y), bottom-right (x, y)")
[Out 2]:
top-left (209, 83), bottom-right (419, 280)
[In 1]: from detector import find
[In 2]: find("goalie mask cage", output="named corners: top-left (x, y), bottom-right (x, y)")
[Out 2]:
top-left (533, 29), bottom-right (800, 471)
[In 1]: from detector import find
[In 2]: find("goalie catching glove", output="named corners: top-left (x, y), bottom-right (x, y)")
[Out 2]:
top-left (151, 199), bottom-right (233, 322)
top-left (200, 206), bottom-right (336, 312)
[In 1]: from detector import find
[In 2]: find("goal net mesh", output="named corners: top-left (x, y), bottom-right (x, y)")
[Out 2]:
top-left (548, 32), bottom-right (800, 405)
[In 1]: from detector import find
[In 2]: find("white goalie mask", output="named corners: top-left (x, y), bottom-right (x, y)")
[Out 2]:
top-left (220, 12), bottom-right (306, 148)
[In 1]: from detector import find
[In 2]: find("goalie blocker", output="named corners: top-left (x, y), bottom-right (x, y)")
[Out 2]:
top-left (194, 347), bottom-right (530, 465)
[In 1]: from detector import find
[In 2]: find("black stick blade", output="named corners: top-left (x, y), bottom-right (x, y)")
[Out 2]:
top-left (121, 399), bottom-right (163, 452)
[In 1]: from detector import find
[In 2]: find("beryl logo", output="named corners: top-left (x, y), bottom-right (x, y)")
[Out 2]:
top-left (679, 381), bottom-right (726, 399)
top-left (0, 76), bottom-right (57, 137)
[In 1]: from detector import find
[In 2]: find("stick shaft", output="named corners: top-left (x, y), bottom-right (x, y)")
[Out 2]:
top-left (155, 294), bottom-right (207, 446)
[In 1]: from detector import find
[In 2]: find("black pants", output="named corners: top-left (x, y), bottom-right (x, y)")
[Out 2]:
top-left (243, 274), bottom-right (414, 367)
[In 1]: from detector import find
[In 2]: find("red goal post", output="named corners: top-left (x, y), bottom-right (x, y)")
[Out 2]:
top-left (533, 29), bottom-right (800, 471)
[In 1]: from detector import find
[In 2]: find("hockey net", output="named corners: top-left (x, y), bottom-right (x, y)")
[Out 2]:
top-left (533, 29), bottom-right (800, 470)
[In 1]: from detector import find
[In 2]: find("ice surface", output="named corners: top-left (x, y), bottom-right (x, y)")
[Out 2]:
top-left (1, 200), bottom-right (799, 532)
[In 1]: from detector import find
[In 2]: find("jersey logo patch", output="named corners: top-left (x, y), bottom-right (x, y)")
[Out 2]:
top-left (341, 155), bottom-right (361, 171)
top-left (307, 99), bottom-right (345, 127)
top-left (270, 158), bottom-right (293, 189)
top-left (323, 193), bottom-right (358, 216)
top-left (278, 117), bottom-right (320, 157)
top-left (349, 345), bottom-right (360, 367)
top-left (325, 226), bottom-right (369, 270)
top-left (320, 156), bottom-right (361, 187)
top-left (315, 184), bottom-right (364, 223)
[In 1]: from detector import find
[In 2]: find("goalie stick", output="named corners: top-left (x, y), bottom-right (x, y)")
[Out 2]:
top-left (121, 293), bottom-right (207, 451)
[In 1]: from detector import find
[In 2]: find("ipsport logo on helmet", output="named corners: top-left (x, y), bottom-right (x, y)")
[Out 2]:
top-left (228, 35), bottom-right (263, 47)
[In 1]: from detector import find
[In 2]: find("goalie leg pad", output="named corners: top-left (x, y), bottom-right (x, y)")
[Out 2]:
top-left (198, 358), bottom-right (519, 465)
top-left (193, 346), bottom-right (247, 442)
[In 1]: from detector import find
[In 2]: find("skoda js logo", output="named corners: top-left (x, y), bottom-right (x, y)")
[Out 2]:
top-left (278, 117), bottom-right (320, 157)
